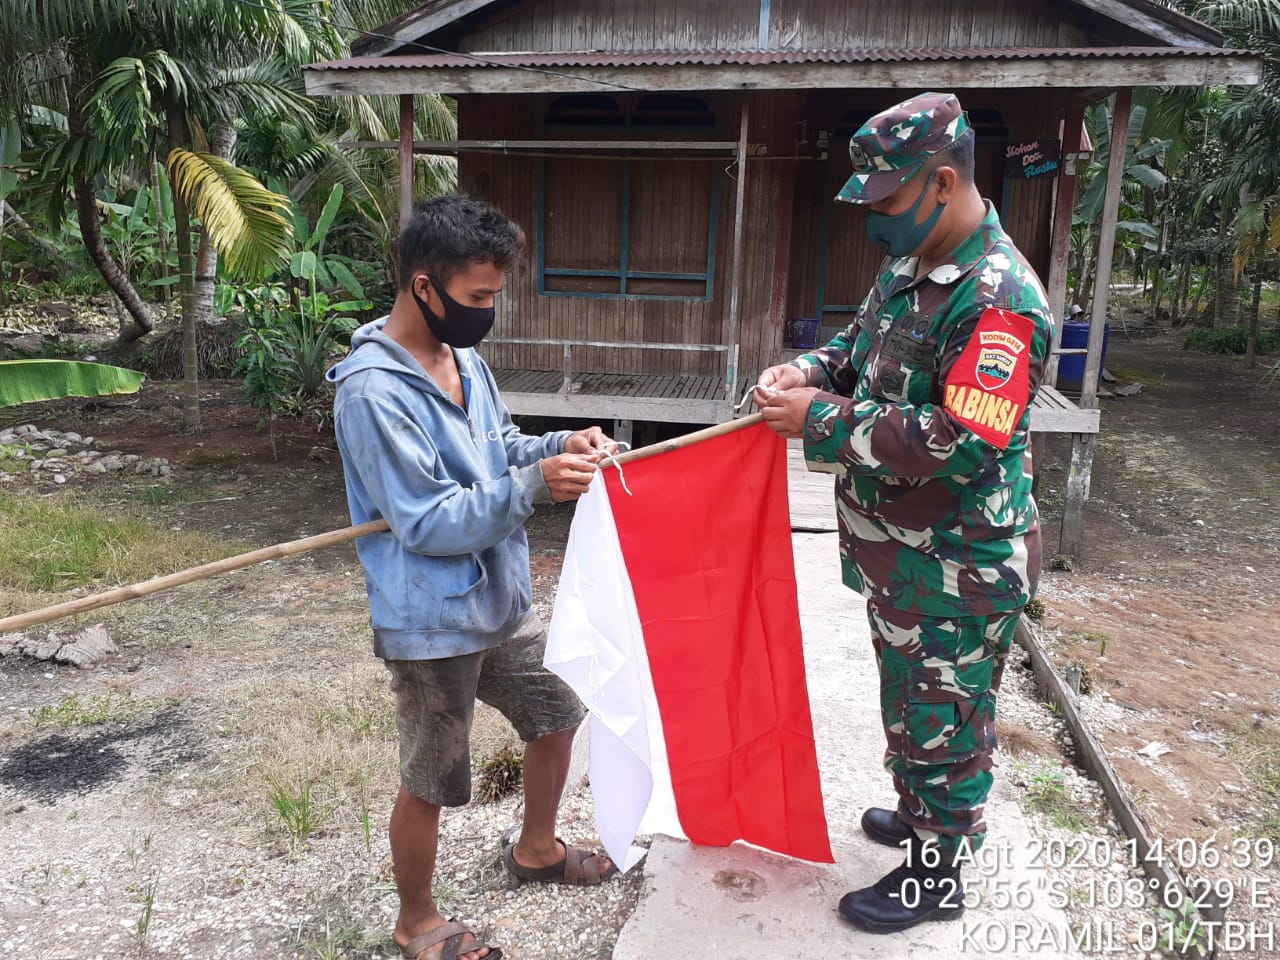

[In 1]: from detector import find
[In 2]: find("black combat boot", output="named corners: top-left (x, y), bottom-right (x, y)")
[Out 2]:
top-left (838, 846), bottom-right (966, 934)
top-left (860, 807), bottom-right (915, 848)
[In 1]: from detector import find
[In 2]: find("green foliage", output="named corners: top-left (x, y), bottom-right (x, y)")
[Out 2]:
top-left (0, 359), bottom-right (145, 407)
top-left (218, 181), bottom-right (380, 417)
top-left (268, 778), bottom-right (324, 848)
top-left (132, 877), bottom-right (159, 953)
top-left (166, 147), bottom-right (294, 277)
top-left (0, 493), bottom-right (232, 592)
top-left (1183, 327), bottom-right (1280, 354)
top-left (1026, 766), bottom-right (1088, 832)
top-left (0, 119), bottom-right (19, 206)
top-left (232, 282), bottom-right (365, 416)
top-left (29, 692), bottom-right (149, 728)
top-left (1156, 897), bottom-right (1210, 960)
top-left (100, 177), bottom-right (176, 287)
top-left (281, 182), bottom-right (374, 300)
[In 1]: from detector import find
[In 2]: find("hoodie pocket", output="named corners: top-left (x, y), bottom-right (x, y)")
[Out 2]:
top-left (438, 553), bottom-right (516, 635)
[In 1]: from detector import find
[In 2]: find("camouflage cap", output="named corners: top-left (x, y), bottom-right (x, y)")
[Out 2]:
top-left (836, 92), bottom-right (971, 205)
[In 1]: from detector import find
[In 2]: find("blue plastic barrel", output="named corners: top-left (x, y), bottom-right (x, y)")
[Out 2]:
top-left (1056, 321), bottom-right (1109, 393)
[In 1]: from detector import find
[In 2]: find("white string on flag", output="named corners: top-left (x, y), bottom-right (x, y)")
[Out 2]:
top-left (734, 383), bottom-right (779, 411)
top-left (598, 441), bottom-right (634, 496)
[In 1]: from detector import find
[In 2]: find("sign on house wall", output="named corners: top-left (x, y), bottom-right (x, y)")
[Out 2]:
top-left (1004, 140), bottom-right (1061, 179)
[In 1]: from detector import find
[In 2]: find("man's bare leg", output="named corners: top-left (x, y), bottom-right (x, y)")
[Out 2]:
top-left (511, 726), bottom-right (613, 877)
top-left (390, 787), bottom-right (490, 960)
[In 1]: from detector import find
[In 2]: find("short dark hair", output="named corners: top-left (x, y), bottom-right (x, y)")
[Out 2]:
top-left (928, 128), bottom-right (976, 186)
top-left (398, 194), bottom-right (525, 290)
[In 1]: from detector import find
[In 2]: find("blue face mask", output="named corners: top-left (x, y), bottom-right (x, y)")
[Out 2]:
top-left (864, 170), bottom-right (945, 257)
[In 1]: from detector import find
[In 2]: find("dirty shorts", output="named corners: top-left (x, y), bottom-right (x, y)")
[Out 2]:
top-left (383, 615), bottom-right (585, 807)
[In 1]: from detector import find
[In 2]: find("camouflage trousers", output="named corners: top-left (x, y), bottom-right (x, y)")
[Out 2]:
top-left (867, 600), bottom-right (1021, 858)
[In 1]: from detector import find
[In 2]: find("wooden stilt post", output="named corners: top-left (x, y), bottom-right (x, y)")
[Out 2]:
top-left (399, 94), bottom-right (414, 235)
top-left (725, 99), bottom-right (750, 411)
top-left (1060, 88), bottom-right (1131, 563)
top-left (1045, 98), bottom-right (1087, 388)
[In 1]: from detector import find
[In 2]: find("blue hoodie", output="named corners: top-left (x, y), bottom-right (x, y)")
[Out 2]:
top-left (327, 318), bottom-right (569, 660)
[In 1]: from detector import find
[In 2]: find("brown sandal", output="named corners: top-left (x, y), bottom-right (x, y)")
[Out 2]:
top-left (502, 837), bottom-right (618, 889)
top-left (399, 921), bottom-right (503, 960)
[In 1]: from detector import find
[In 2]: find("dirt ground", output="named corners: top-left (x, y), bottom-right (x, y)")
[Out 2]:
top-left (1031, 328), bottom-right (1280, 935)
top-left (1, 315), bottom-right (1277, 956)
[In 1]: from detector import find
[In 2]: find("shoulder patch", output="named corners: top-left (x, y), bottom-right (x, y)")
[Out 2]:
top-left (943, 308), bottom-right (1034, 450)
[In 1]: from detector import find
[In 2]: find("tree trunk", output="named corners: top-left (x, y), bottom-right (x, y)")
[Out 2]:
top-left (169, 107), bottom-right (200, 432)
top-left (1192, 266), bottom-right (1209, 323)
top-left (71, 178), bottom-right (155, 343)
top-left (1227, 271), bottom-right (1242, 327)
top-left (1174, 260), bottom-right (1191, 325)
top-left (0, 200), bottom-right (6, 307)
top-left (1078, 228), bottom-right (1099, 317)
top-left (1151, 214), bottom-right (1169, 325)
top-left (1246, 274), bottom-right (1263, 368)
top-left (62, 58), bottom-right (153, 343)
top-left (1213, 212), bottom-right (1231, 327)
top-left (151, 157), bottom-right (170, 303)
top-left (194, 124), bottom-right (237, 327)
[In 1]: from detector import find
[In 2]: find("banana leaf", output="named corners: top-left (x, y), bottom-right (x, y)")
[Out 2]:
top-left (0, 360), bottom-right (146, 407)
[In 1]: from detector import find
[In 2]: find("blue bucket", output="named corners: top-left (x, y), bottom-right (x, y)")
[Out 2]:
top-left (1057, 321), bottom-right (1109, 393)
top-left (787, 318), bottom-right (821, 349)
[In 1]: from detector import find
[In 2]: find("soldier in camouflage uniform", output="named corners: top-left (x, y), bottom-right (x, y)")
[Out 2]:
top-left (756, 92), bottom-right (1053, 935)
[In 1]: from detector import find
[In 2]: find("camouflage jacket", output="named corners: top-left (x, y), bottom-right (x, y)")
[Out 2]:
top-left (794, 203), bottom-right (1053, 618)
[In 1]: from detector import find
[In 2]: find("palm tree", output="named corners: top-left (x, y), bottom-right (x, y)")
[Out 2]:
top-left (1, 1), bottom-right (341, 429)
top-left (0, 38), bottom-right (156, 341)
top-left (2, 1), bottom-right (459, 427)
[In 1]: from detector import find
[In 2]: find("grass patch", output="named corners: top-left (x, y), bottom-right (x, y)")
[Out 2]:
top-left (1227, 719), bottom-right (1280, 843)
top-left (1063, 629), bottom-right (1111, 656)
top-left (134, 483), bottom-right (189, 506)
top-left (29, 691), bottom-right (149, 729)
top-left (1105, 365), bottom-right (1166, 388)
top-left (269, 777), bottom-right (326, 848)
top-left (1183, 327), bottom-right (1280, 355)
top-left (474, 742), bottom-right (523, 803)
top-left (1020, 762), bottom-right (1090, 832)
top-left (291, 894), bottom-right (386, 960)
top-left (206, 667), bottom-right (398, 842)
top-left (0, 492), bottom-right (236, 593)
top-left (187, 450), bottom-right (246, 467)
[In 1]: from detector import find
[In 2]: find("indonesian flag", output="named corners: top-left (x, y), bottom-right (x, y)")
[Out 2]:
top-left (545, 421), bottom-right (833, 871)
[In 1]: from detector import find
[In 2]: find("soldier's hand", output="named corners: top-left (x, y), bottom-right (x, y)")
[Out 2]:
top-left (753, 364), bottom-right (808, 407)
top-left (540, 453), bottom-right (598, 502)
top-left (761, 387), bottom-right (820, 438)
top-left (564, 426), bottom-right (617, 460)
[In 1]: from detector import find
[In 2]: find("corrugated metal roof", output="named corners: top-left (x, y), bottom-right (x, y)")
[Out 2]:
top-left (307, 46), bottom-right (1254, 71)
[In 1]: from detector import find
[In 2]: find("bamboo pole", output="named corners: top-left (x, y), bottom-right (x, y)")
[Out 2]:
top-left (0, 520), bottom-right (389, 635)
top-left (0, 417), bottom-right (769, 635)
top-left (611, 413), bottom-right (763, 467)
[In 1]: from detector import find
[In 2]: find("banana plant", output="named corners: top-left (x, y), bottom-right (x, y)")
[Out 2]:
top-left (0, 360), bottom-right (145, 407)
top-left (282, 182), bottom-right (368, 299)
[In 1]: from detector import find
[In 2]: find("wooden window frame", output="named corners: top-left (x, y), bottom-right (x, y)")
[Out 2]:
top-left (537, 94), bottom-right (721, 303)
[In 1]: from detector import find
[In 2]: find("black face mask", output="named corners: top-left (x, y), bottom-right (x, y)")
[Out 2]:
top-left (412, 274), bottom-right (495, 349)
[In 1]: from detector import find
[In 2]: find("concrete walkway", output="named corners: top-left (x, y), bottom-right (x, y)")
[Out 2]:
top-left (612, 442), bottom-right (1078, 958)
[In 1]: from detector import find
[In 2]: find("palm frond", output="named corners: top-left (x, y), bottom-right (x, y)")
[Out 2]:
top-left (166, 146), bottom-right (293, 277)
top-left (1192, 0), bottom-right (1280, 35)
top-left (209, 58), bottom-right (315, 127)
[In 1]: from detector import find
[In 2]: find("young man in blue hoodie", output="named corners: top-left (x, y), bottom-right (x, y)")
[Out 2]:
top-left (328, 196), bottom-right (617, 960)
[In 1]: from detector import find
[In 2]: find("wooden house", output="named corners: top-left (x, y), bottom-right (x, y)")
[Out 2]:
top-left (304, 0), bottom-right (1259, 559)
